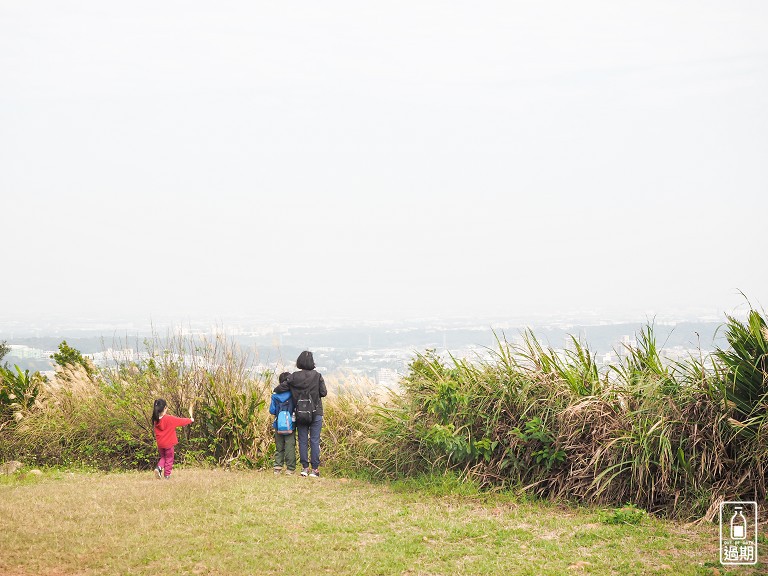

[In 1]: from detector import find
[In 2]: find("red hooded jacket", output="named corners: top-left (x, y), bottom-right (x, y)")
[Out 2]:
top-left (154, 414), bottom-right (193, 449)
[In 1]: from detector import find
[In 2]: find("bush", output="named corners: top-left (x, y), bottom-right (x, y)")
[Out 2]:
top-left (0, 364), bottom-right (44, 433)
top-left (354, 312), bottom-right (768, 519)
top-left (51, 340), bottom-right (95, 376)
top-left (1, 333), bottom-right (273, 470)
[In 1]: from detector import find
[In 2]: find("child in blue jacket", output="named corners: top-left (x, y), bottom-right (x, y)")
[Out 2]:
top-left (269, 372), bottom-right (296, 474)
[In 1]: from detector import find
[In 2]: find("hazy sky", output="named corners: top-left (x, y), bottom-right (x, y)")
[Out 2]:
top-left (2, 1), bottom-right (767, 324)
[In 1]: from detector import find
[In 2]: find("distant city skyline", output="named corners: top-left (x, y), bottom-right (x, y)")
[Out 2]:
top-left (1, 316), bottom-right (729, 383)
top-left (2, 1), bottom-right (766, 324)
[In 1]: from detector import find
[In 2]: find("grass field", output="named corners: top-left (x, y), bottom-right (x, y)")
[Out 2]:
top-left (0, 468), bottom-right (761, 576)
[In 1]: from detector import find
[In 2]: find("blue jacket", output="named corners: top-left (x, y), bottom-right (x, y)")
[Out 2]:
top-left (269, 391), bottom-right (293, 430)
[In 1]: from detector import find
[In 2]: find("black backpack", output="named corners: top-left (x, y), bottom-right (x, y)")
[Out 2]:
top-left (295, 389), bottom-right (315, 425)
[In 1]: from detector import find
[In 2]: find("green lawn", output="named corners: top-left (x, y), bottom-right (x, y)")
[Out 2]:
top-left (0, 468), bottom-right (759, 575)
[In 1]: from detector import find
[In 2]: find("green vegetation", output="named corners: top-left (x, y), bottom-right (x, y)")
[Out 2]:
top-left (0, 468), bottom-right (739, 576)
top-left (0, 363), bottom-right (43, 434)
top-left (1, 333), bottom-right (274, 470)
top-left (716, 309), bottom-right (768, 430)
top-left (601, 504), bottom-right (648, 526)
top-left (358, 310), bottom-right (768, 519)
top-left (51, 339), bottom-right (95, 376)
top-left (1, 305), bottom-right (768, 522)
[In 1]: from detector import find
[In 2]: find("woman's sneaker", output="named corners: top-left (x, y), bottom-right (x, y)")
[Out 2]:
top-left (309, 469), bottom-right (320, 478)
top-left (273, 466), bottom-right (282, 475)
top-left (154, 466), bottom-right (163, 479)
top-left (285, 469), bottom-right (294, 476)
top-left (300, 468), bottom-right (309, 477)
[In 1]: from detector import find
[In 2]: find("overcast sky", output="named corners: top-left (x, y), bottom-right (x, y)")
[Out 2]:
top-left (2, 1), bottom-right (767, 324)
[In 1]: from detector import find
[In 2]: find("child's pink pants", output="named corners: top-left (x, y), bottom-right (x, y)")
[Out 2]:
top-left (157, 446), bottom-right (174, 477)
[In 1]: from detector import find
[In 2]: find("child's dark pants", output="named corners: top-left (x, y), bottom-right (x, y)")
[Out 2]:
top-left (274, 431), bottom-right (296, 471)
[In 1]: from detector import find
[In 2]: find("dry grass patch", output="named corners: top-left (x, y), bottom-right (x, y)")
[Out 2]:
top-left (0, 469), bottom-right (760, 575)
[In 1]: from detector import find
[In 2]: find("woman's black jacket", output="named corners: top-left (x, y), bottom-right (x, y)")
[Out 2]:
top-left (274, 369), bottom-right (327, 416)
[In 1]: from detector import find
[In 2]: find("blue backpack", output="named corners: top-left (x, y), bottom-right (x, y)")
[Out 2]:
top-left (275, 397), bottom-right (293, 435)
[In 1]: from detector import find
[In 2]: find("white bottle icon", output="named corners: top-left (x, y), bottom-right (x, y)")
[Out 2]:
top-left (731, 506), bottom-right (747, 540)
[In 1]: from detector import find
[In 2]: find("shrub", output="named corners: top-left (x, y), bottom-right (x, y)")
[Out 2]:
top-left (716, 309), bottom-right (768, 430)
top-left (1, 333), bottom-right (273, 470)
top-left (51, 340), bottom-right (95, 376)
top-left (355, 313), bottom-right (768, 519)
top-left (0, 364), bottom-right (44, 433)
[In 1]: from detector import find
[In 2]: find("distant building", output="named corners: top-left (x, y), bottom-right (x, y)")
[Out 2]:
top-left (8, 345), bottom-right (47, 360)
top-left (617, 335), bottom-right (637, 359)
top-left (376, 368), bottom-right (399, 387)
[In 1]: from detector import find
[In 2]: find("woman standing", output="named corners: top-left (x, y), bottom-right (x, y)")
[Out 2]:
top-left (274, 351), bottom-right (327, 477)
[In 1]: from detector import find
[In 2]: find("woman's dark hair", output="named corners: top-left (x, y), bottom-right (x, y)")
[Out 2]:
top-left (296, 351), bottom-right (315, 370)
top-left (152, 398), bottom-right (167, 425)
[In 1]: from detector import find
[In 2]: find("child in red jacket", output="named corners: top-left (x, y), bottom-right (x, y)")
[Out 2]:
top-left (151, 398), bottom-right (193, 479)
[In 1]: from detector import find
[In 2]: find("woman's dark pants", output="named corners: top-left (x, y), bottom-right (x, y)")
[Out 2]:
top-left (297, 414), bottom-right (323, 469)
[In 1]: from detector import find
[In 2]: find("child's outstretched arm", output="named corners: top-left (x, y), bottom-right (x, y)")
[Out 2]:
top-left (160, 414), bottom-right (194, 429)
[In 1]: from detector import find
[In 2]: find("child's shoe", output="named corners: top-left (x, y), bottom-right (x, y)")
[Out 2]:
top-left (154, 466), bottom-right (163, 479)
top-left (300, 468), bottom-right (309, 477)
top-left (285, 469), bottom-right (294, 476)
top-left (163, 475), bottom-right (171, 480)
top-left (309, 469), bottom-right (320, 478)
